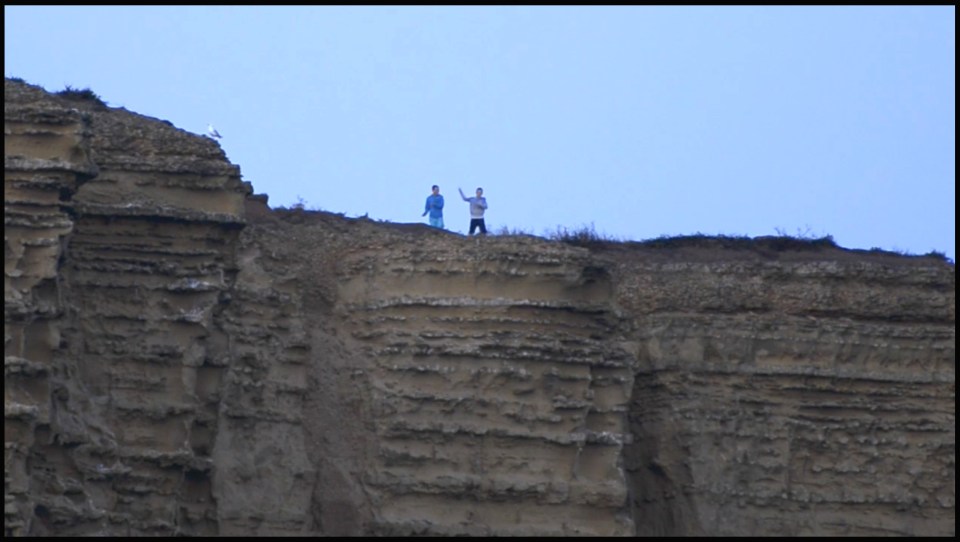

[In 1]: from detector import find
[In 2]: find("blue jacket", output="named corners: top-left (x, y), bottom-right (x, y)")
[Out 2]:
top-left (424, 194), bottom-right (444, 218)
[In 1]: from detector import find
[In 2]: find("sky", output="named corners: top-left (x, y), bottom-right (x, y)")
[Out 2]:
top-left (5, 6), bottom-right (955, 261)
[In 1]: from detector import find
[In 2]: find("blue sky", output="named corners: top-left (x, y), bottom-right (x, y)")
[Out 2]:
top-left (5, 6), bottom-right (955, 260)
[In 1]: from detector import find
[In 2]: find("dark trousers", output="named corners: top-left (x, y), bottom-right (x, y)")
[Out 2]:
top-left (469, 218), bottom-right (487, 235)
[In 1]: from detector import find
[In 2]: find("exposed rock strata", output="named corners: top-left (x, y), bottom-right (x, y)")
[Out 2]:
top-left (4, 78), bottom-right (955, 536)
top-left (5, 79), bottom-right (248, 536)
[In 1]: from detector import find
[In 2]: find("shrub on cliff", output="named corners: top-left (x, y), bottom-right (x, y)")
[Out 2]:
top-left (546, 223), bottom-right (622, 247)
top-left (56, 85), bottom-right (107, 108)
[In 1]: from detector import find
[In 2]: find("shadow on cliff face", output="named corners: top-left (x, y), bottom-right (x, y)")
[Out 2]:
top-left (624, 378), bottom-right (704, 536)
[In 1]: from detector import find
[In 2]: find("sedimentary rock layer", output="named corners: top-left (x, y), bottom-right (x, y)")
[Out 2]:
top-left (4, 78), bottom-right (955, 536)
top-left (5, 79), bottom-right (250, 536)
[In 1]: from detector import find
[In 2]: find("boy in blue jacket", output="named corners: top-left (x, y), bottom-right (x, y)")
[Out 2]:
top-left (422, 185), bottom-right (445, 229)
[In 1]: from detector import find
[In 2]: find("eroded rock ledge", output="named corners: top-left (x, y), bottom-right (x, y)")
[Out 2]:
top-left (4, 78), bottom-right (955, 536)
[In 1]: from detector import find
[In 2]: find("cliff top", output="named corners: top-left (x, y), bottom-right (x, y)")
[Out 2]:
top-left (8, 76), bottom-right (952, 271)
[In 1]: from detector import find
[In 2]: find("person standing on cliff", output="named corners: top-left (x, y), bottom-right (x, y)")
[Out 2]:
top-left (422, 184), bottom-right (445, 229)
top-left (458, 186), bottom-right (488, 235)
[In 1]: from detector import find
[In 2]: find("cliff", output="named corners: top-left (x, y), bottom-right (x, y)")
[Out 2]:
top-left (4, 78), bottom-right (955, 536)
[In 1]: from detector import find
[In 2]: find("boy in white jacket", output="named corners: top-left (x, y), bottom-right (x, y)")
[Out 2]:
top-left (458, 187), bottom-right (488, 235)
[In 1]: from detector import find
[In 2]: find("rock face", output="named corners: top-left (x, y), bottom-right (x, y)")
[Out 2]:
top-left (4, 78), bottom-right (955, 536)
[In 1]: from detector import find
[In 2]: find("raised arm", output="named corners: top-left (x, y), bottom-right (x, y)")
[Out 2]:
top-left (458, 187), bottom-right (469, 201)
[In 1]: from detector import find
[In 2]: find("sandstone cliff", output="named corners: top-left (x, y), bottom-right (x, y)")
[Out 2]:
top-left (4, 78), bottom-right (955, 536)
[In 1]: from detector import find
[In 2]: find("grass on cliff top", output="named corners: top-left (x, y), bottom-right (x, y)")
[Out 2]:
top-left (505, 223), bottom-right (951, 262)
top-left (268, 199), bottom-right (951, 263)
top-left (55, 85), bottom-right (107, 108)
top-left (640, 232), bottom-right (837, 251)
top-left (535, 223), bottom-right (823, 252)
top-left (493, 222), bottom-right (625, 244)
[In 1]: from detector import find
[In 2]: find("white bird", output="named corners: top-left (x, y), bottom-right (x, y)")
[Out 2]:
top-left (207, 123), bottom-right (222, 139)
